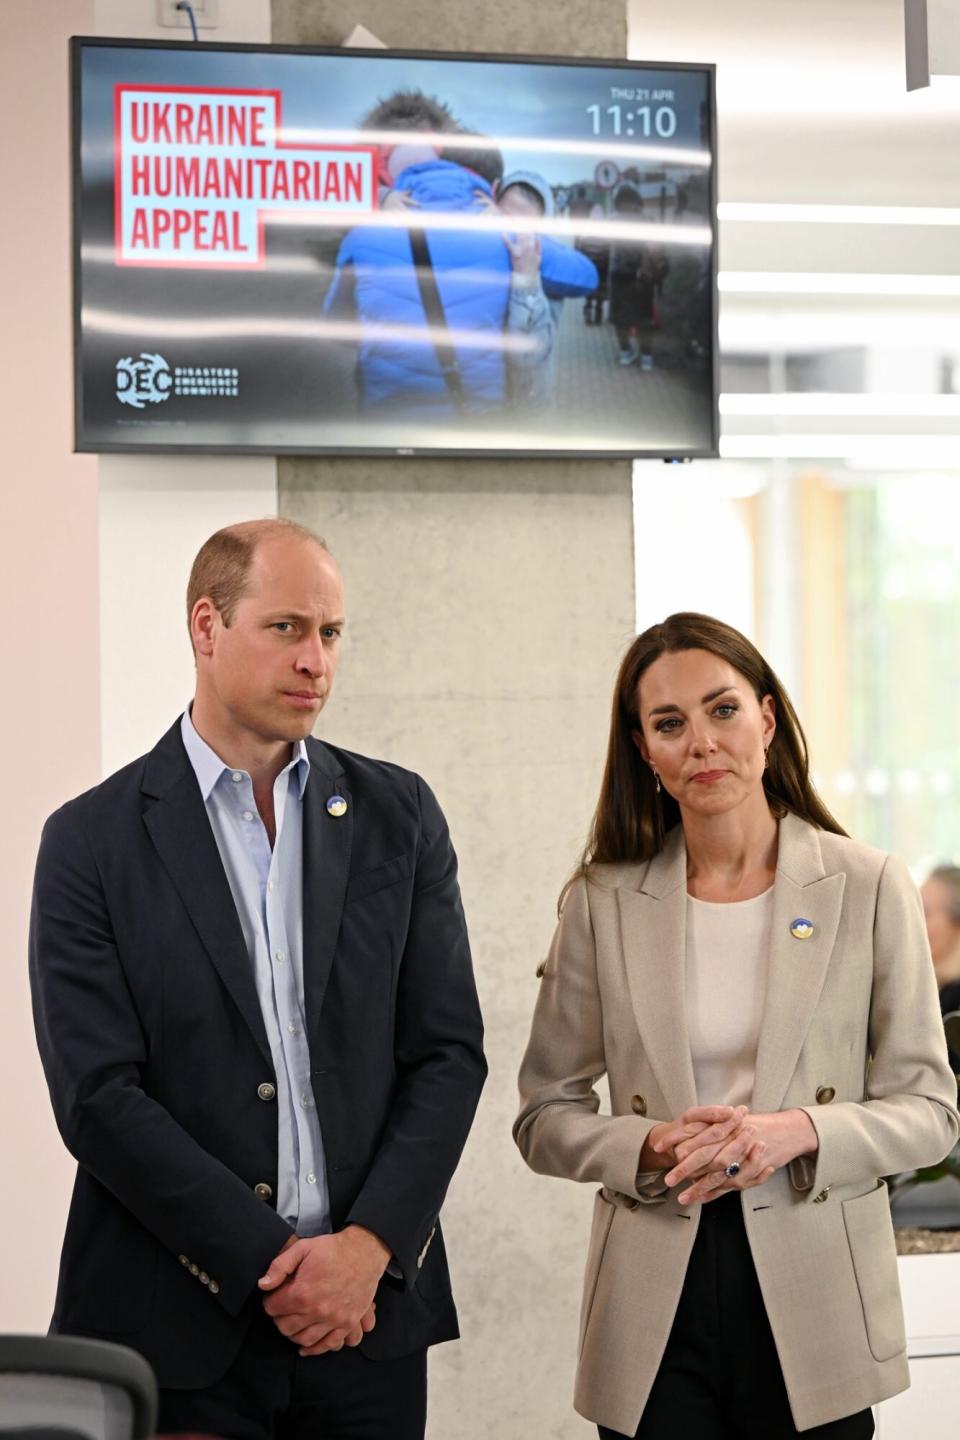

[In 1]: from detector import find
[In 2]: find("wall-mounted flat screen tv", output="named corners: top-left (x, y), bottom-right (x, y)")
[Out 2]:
top-left (72, 38), bottom-right (717, 458)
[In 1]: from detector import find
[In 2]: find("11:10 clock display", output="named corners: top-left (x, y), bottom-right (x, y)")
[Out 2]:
top-left (586, 102), bottom-right (678, 138)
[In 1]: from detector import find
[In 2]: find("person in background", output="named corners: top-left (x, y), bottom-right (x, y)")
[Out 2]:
top-left (607, 184), bottom-right (669, 370)
top-left (515, 611), bottom-right (958, 1439)
top-left (921, 863), bottom-right (960, 1065)
top-left (30, 519), bottom-right (486, 1440)
top-left (577, 202), bottom-right (611, 326)
top-left (633, 244), bottom-right (670, 372)
top-left (921, 864), bottom-right (960, 1006)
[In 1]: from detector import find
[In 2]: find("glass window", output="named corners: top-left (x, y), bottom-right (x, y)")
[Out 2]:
top-left (634, 460), bottom-right (960, 871)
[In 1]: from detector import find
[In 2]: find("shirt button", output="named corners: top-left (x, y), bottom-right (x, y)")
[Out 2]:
top-left (268, 881), bottom-right (275, 893)
top-left (275, 951), bottom-right (285, 963)
top-left (242, 810), bottom-right (254, 822)
top-left (301, 1092), bottom-right (313, 1109)
top-left (258, 1082), bottom-right (277, 1102)
top-left (231, 772), bottom-right (243, 783)
top-left (287, 1023), bottom-right (298, 1035)
top-left (306, 1171), bottom-right (316, 1185)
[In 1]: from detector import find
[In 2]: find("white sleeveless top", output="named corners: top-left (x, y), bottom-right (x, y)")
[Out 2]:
top-left (685, 886), bottom-right (774, 1107)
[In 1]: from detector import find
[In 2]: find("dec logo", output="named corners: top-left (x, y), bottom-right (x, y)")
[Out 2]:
top-left (115, 352), bottom-right (172, 408)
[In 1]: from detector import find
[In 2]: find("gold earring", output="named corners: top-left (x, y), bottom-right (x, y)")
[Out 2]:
top-left (653, 769), bottom-right (661, 794)
top-left (763, 747), bottom-right (769, 771)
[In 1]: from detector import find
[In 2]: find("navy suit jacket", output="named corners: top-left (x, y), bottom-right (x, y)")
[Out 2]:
top-left (30, 719), bottom-right (486, 1387)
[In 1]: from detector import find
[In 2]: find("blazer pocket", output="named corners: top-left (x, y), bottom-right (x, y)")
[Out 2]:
top-left (578, 1189), bottom-right (617, 1358)
top-left (842, 1180), bottom-right (907, 1363)
top-left (600, 1185), bottom-right (640, 1211)
top-left (345, 854), bottom-right (410, 904)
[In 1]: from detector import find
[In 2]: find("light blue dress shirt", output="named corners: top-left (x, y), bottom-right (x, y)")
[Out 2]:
top-left (180, 709), bottom-right (330, 1236)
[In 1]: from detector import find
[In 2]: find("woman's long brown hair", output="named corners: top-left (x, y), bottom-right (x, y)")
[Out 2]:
top-left (565, 612), bottom-right (846, 907)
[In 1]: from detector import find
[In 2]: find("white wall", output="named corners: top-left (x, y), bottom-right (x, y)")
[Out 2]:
top-left (95, 0), bottom-right (271, 43)
top-left (0, 0), bottom-right (100, 1336)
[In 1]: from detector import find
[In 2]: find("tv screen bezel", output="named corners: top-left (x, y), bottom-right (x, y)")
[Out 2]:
top-left (71, 36), bottom-right (719, 461)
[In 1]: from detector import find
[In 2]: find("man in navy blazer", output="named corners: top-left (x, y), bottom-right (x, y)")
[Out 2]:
top-left (30, 519), bottom-right (486, 1438)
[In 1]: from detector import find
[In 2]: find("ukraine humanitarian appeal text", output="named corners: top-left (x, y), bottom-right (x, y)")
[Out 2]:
top-left (115, 87), bottom-right (377, 267)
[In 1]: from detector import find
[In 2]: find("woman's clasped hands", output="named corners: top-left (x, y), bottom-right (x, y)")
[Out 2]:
top-left (641, 1103), bottom-right (819, 1206)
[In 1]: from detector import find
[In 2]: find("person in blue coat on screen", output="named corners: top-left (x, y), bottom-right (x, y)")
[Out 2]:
top-left (322, 90), bottom-right (513, 419)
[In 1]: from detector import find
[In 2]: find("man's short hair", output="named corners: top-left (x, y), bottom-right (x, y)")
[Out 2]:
top-left (362, 90), bottom-right (458, 133)
top-left (186, 518), bottom-right (328, 641)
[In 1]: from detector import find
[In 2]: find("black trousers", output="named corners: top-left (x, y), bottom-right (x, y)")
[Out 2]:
top-left (598, 1192), bottom-right (874, 1440)
top-left (157, 1309), bottom-right (427, 1440)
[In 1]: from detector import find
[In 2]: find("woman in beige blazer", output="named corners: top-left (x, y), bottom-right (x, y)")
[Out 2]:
top-left (515, 613), bottom-right (958, 1438)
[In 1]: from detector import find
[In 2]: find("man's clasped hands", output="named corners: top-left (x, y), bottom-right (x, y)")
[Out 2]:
top-left (639, 1103), bottom-right (820, 1207)
top-left (258, 1224), bottom-right (390, 1358)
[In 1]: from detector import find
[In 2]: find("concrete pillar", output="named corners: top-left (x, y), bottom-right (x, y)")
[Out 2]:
top-left (272, 6), bottom-right (631, 1434)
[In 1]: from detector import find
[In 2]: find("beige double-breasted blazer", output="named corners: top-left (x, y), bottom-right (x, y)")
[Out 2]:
top-left (514, 814), bottom-right (959, 1434)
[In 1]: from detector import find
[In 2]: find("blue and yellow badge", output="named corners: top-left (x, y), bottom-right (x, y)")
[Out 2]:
top-left (326, 794), bottom-right (348, 818)
top-left (790, 917), bottom-right (814, 940)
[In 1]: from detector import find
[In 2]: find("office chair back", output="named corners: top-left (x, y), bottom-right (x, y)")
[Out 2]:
top-left (0, 1336), bottom-right (156, 1440)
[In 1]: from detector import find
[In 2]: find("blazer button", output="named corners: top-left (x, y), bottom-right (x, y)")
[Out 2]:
top-left (189, 1263), bottom-right (199, 1275)
top-left (199, 1272), bottom-right (209, 1286)
top-left (209, 1280), bottom-right (220, 1295)
top-left (816, 1086), bottom-right (836, 1104)
top-left (254, 1182), bottom-right (273, 1201)
top-left (631, 1094), bottom-right (647, 1116)
top-left (178, 1254), bottom-right (189, 1267)
top-left (813, 1187), bottom-right (831, 1204)
top-left (257, 1082), bottom-right (276, 1102)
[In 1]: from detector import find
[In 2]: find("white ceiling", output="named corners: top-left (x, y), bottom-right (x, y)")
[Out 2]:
top-left (628, 0), bottom-right (960, 204)
top-left (629, 1), bottom-right (960, 363)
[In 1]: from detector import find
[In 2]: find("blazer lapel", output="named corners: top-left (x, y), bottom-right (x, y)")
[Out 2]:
top-left (617, 826), bottom-right (699, 1118)
top-left (142, 726), bottom-right (272, 1066)
top-left (751, 814), bottom-right (846, 1114)
top-left (301, 739), bottom-right (353, 1046)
